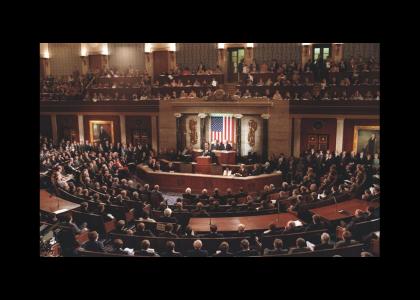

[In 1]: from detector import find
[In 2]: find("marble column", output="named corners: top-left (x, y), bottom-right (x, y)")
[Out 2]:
top-left (293, 118), bottom-right (301, 157)
top-left (119, 114), bottom-right (126, 145)
top-left (51, 114), bottom-right (58, 144)
top-left (335, 118), bottom-right (344, 153)
top-left (78, 114), bottom-right (84, 143)
top-left (151, 115), bottom-right (158, 152)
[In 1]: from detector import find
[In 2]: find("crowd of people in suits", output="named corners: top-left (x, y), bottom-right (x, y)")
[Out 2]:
top-left (40, 135), bottom-right (379, 257)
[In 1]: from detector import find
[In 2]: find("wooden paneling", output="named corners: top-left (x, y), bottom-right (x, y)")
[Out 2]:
top-left (56, 115), bottom-right (79, 142)
top-left (301, 118), bottom-right (337, 153)
top-left (289, 101), bottom-right (379, 115)
top-left (40, 101), bottom-right (160, 113)
top-left (153, 51), bottom-right (169, 79)
top-left (83, 115), bottom-right (121, 143)
top-left (125, 116), bottom-right (152, 145)
top-left (40, 115), bottom-right (52, 138)
top-left (343, 119), bottom-right (379, 152)
top-left (89, 55), bottom-right (105, 72)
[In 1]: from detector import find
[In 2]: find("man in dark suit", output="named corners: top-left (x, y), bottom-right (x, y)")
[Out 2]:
top-left (305, 214), bottom-right (327, 232)
top-left (235, 239), bottom-right (260, 257)
top-left (314, 232), bottom-right (335, 251)
top-left (234, 224), bottom-right (248, 237)
top-left (109, 239), bottom-right (129, 255)
top-left (335, 230), bottom-right (358, 248)
top-left (174, 201), bottom-right (189, 213)
top-left (135, 240), bottom-right (160, 257)
top-left (191, 202), bottom-right (210, 217)
top-left (150, 185), bottom-right (164, 209)
top-left (237, 164), bottom-right (249, 177)
top-left (218, 141), bottom-right (225, 150)
top-left (225, 141), bottom-right (233, 151)
top-left (134, 222), bottom-right (155, 237)
top-left (289, 238), bottom-right (311, 254)
top-left (56, 213), bottom-right (84, 257)
top-left (81, 231), bottom-right (105, 252)
top-left (210, 140), bottom-right (218, 151)
top-left (198, 189), bottom-right (210, 203)
top-left (158, 208), bottom-right (178, 224)
top-left (203, 224), bottom-right (224, 238)
top-left (158, 223), bottom-right (178, 238)
top-left (263, 239), bottom-right (288, 256)
top-left (186, 240), bottom-right (208, 257)
top-left (182, 187), bottom-right (197, 204)
top-left (213, 241), bottom-right (234, 257)
top-left (161, 241), bottom-right (183, 257)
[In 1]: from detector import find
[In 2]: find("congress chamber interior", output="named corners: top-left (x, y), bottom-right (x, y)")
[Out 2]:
top-left (39, 42), bottom-right (380, 257)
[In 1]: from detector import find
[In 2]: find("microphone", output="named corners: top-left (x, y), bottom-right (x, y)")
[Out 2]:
top-left (209, 217), bottom-right (212, 226)
top-left (333, 195), bottom-right (342, 213)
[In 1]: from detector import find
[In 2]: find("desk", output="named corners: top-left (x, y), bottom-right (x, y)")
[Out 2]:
top-left (188, 212), bottom-right (299, 232)
top-left (213, 150), bottom-right (236, 165)
top-left (40, 189), bottom-right (80, 214)
top-left (195, 156), bottom-right (212, 174)
top-left (309, 199), bottom-right (379, 222)
top-left (137, 164), bottom-right (282, 193)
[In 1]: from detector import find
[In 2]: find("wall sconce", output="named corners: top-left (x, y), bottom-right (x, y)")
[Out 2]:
top-left (145, 43), bottom-right (152, 53)
top-left (101, 43), bottom-right (109, 55)
top-left (246, 43), bottom-right (254, 48)
top-left (217, 43), bottom-right (225, 49)
top-left (169, 43), bottom-right (176, 52)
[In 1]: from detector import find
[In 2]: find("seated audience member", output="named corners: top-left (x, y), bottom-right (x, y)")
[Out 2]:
top-left (192, 202), bottom-right (210, 217)
top-left (198, 189), bottom-right (210, 203)
top-left (203, 224), bottom-right (224, 238)
top-left (158, 223), bottom-right (178, 238)
top-left (213, 242), bottom-right (234, 257)
top-left (283, 220), bottom-right (302, 234)
top-left (272, 90), bottom-right (283, 100)
top-left (235, 239), bottom-right (260, 257)
top-left (335, 230), bottom-right (358, 248)
top-left (161, 241), bottom-right (183, 257)
top-left (158, 208), bottom-right (178, 224)
top-left (113, 220), bottom-right (128, 234)
top-left (236, 164), bottom-right (249, 177)
top-left (134, 222), bottom-right (155, 237)
top-left (136, 240), bottom-right (159, 257)
top-left (305, 214), bottom-right (326, 231)
top-left (314, 232), bottom-right (335, 251)
top-left (109, 239), bottom-right (131, 255)
top-left (183, 187), bottom-right (197, 204)
top-left (138, 211), bottom-right (156, 223)
top-left (81, 231), bottom-right (105, 252)
top-left (183, 225), bottom-right (195, 237)
top-left (234, 224), bottom-right (247, 237)
top-left (243, 89), bottom-right (251, 98)
top-left (226, 200), bottom-right (240, 213)
top-left (186, 240), bottom-right (208, 257)
top-left (289, 238), bottom-right (311, 254)
top-left (263, 223), bottom-right (281, 235)
top-left (174, 201), bottom-right (189, 213)
top-left (264, 239), bottom-right (288, 256)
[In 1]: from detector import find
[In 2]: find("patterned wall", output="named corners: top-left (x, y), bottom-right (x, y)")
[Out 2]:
top-left (108, 43), bottom-right (145, 71)
top-left (343, 43), bottom-right (380, 60)
top-left (49, 43), bottom-right (82, 76)
top-left (253, 43), bottom-right (301, 64)
top-left (176, 43), bottom-right (218, 70)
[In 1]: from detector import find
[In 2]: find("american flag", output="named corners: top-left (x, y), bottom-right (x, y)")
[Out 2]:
top-left (210, 116), bottom-right (236, 143)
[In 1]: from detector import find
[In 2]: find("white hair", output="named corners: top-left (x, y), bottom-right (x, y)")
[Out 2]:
top-left (321, 232), bottom-right (330, 242)
top-left (185, 187), bottom-right (191, 193)
top-left (164, 208), bottom-right (172, 217)
top-left (193, 240), bottom-right (202, 249)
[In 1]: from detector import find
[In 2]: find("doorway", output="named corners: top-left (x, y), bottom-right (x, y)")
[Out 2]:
top-left (312, 44), bottom-right (331, 62)
top-left (227, 48), bottom-right (245, 83)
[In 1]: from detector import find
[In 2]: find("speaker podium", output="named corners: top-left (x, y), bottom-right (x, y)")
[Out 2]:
top-left (195, 156), bottom-right (212, 174)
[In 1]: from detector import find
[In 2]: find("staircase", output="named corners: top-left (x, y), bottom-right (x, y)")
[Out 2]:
top-left (221, 83), bottom-right (238, 96)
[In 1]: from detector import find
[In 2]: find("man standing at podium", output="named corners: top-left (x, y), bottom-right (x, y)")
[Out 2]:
top-left (218, 140), bottom-right (225, 150)
top-left (225, 140), bottom-right (233, 151)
